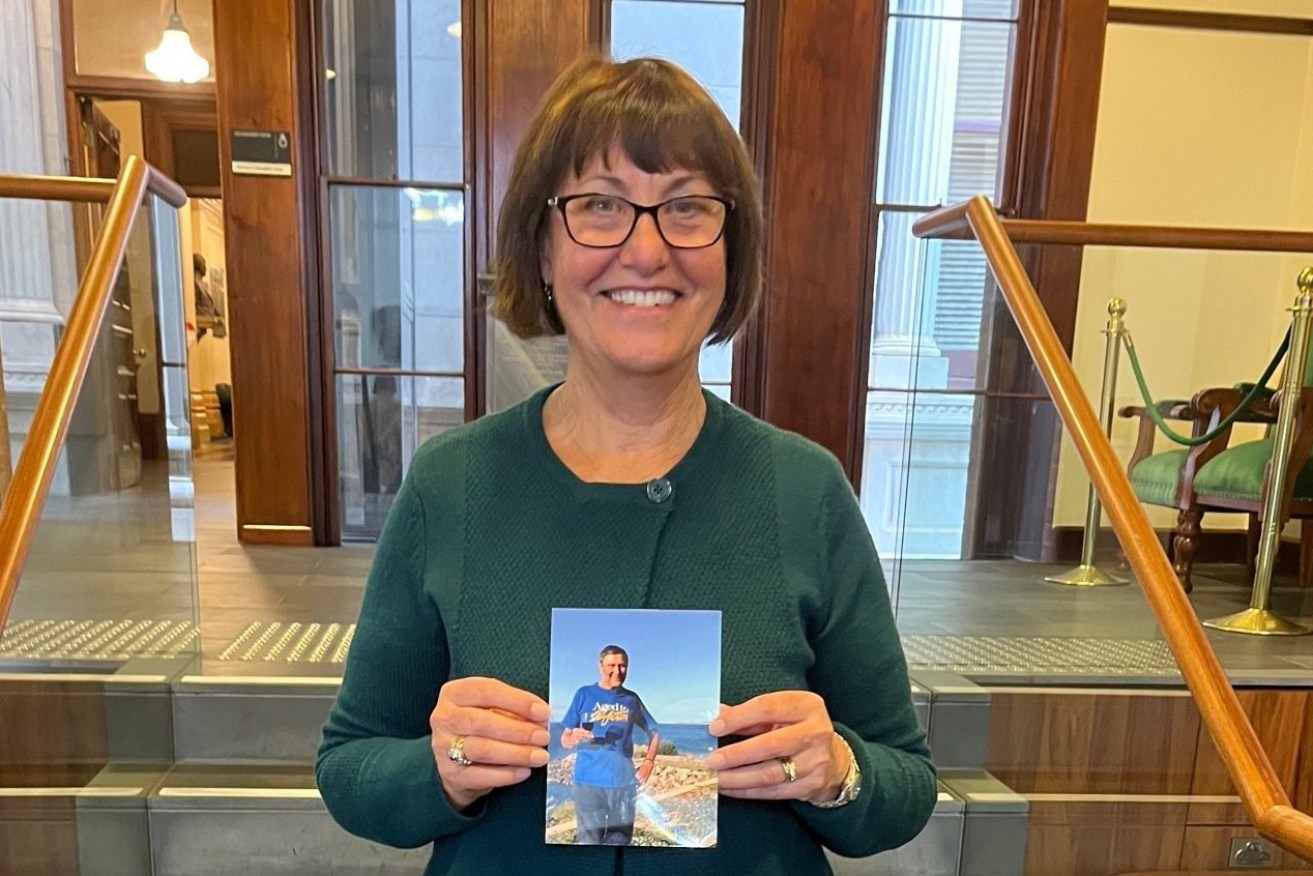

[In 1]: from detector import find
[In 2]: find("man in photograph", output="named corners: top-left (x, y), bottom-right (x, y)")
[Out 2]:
top-left (560, 645), bottom-right (661, 845)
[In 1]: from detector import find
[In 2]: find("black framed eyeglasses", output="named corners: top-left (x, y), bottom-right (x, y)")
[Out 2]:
top-left (546, 193), bottom-right (734, 249)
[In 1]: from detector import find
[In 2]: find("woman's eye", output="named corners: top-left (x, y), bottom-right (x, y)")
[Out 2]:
top-left (670, 198), bottom-right (708, 216)
top-left (586, 197), bottom-right (619, 213)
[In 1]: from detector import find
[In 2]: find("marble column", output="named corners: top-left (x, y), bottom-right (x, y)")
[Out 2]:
top-left (0, 0), bottom-right (75, 489)
top-left (871, 0), bottom-right (963, 387)
top-left (327, 0), bottom-right (360, 172)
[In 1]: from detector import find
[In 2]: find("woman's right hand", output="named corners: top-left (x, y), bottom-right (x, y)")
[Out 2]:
top-left (430, 677), bottom-right (550, 812)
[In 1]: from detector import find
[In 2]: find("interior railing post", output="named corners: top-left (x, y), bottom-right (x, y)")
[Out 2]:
top-left (1046, 297), bottom-right (1131, 587)
top-left (1204, 268), bottom-right (1313, 636)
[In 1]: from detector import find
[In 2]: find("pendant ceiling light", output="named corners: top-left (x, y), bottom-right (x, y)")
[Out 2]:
top-left (145, 0), bottom-right (210, 84)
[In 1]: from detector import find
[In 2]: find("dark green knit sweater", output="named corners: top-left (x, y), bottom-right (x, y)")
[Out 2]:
top-left (317, 386), bottom-right (936, 875)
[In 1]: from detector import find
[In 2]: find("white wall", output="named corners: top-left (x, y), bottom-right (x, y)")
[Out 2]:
top-left (1112, 0), bottom-right (1313, 15)
top-left (1054, 21), bottom-right (1313, 529)
top-left (187, 198), bottom-right (231, 394)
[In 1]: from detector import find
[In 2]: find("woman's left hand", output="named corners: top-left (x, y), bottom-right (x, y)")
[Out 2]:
top-left (706, 691), bottom-right (848, 802)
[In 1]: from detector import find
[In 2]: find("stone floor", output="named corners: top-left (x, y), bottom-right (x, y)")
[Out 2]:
top-left (5, 452), bottom-right (1313, 682)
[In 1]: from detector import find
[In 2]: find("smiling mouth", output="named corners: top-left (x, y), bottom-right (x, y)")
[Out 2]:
top-left (605, 289), bottom-right (679, 308)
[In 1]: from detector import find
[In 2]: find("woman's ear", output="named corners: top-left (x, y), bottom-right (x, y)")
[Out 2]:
top-left (540, 252), bottom-right (553, 287)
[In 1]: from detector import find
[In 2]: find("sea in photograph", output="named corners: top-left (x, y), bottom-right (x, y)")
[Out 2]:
top-left (547, 721), bottom-right (715, 761)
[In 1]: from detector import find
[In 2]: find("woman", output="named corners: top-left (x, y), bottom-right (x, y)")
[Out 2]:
top-left (317, 55), bottom-right (936, 874)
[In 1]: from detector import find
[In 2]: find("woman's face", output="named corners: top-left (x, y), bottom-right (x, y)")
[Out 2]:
top-left (540, 147), bottom-right (727, 382)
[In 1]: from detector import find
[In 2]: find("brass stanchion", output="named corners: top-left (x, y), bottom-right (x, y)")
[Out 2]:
top-left (1204, 268), bottom-right (1313, 636)
top-left (1047, 299), bottom-right (1131, 586)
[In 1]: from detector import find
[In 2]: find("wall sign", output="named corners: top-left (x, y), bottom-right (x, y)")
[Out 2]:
top-left (230, 129), bottom-right (292, 177)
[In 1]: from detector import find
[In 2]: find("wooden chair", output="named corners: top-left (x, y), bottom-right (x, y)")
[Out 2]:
top-left (1119, 365), bottom-right (1313, 592)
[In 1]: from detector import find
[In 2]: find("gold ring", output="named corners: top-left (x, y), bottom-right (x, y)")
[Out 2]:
top-left (780, 756), bottom-right (797, 783)
top-left (447, 735), bottom-right (473, 767)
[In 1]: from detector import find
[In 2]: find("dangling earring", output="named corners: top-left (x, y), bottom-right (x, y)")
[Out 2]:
top-left (543, 282), bottom-right (564, 332)
top-left (543, 284), bottom-right (559, 327)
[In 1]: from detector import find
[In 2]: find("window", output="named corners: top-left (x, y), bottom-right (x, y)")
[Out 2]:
top-left (322, 0), bottom-right (465, 538)
top-left (862, 0), bottom-right (1021, 567)
top-left (612, 0), bottom-right (746, 401)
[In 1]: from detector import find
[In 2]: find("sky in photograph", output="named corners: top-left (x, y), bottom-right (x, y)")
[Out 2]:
top-left (549, 608), bottom-right (721, 724)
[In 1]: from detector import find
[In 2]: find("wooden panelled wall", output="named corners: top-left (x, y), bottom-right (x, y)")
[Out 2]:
top-left (751, 0), bottom-right (881, 474)
top-left (212, 0), bottom-right (318, 544)
top-left (986, 687), bottom-right (1313, 874)
top-left (211, 0), bottom-right (1110, 543)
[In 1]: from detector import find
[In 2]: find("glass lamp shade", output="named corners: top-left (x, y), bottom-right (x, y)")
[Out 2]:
top-left (145, 15), bottom-right (210, 83)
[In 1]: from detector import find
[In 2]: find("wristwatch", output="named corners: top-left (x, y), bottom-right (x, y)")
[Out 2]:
top-left (810, 733), bottom-right (862, 809)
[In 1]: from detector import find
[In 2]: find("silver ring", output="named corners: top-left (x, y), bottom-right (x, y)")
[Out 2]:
top-left (780, 756), bottom-right (797, 783)
top-left (447, 735), bottom-right (473, 767)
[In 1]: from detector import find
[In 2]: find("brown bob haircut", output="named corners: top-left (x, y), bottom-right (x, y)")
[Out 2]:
top-left (492, 55), bottom-right (763, 344)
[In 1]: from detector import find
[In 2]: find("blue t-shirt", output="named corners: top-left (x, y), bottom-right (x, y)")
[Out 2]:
top-left (562, 684), bottom-right (659, 788)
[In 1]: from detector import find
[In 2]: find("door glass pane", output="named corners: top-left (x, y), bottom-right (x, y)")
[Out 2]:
top-left (866, 227), bottom-right (977, 563)
top-left (611, 0), bottom-right (746, 129)
top-left (863, 3), bottom-right (1020, 568)
top-left (890, 0), bottom-right (1017, 18)
top-left (322, 0), bottom-right (463, 181)
top-left (875, 12), bottom-right (1017, 206)
top-left (699, 339), bottom-right (732, 396)
top-left (329, 186), bottom-right (464, 374)
top-left (337, 374), bottom-right (463, 538)
top-left (871, 213), bottom-right (989, 391)
top-left (486, 323), bottom-right (568, 414)
top-left (610, 0), bottom-right (746, 396)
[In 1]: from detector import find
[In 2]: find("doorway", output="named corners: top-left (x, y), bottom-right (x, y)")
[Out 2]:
top-left (74, 95), bottom-right (233, 492)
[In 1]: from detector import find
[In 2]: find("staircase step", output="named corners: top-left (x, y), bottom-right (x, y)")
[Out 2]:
top-left (828, 787), bottom-right (964, 875)
top-left (8, 760), bottom-right (975, 875)
top-left (173, 676), bottom-right (337, 762)
top-left (940, 770), bottom-right (1028, 876)
top-left (912, 670), bottom-right (991, 770)
top-left (1, 668), bottom-right (1028, 874)
top-left (0, 665), bottom-right (176, 770)
top-left (147, 764), bottom-right (426, 875)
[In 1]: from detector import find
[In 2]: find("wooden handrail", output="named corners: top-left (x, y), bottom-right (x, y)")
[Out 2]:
top-left (916, 195), bottom-right (1313, 862)
top-left (914, 205), bottom-right (1313, 253)
top-left (0, 170), bottom-right (186, 208)
top-left (0, 156), bottom-right (185, 632)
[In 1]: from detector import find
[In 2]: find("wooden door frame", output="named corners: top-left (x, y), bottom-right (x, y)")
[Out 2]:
top-left (141, 99), bottom-right (222, 199)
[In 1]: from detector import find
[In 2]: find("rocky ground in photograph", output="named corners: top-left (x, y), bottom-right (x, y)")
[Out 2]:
top-left (546, 753), bottom-right (717, 847)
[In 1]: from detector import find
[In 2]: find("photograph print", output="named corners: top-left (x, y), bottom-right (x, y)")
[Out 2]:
top-left (546, 607), bottom-right (721, 848)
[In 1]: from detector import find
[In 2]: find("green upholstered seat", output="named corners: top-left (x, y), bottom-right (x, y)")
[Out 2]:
top-left (1130, 449), bottom-right (1190, 507)
top-left (1193, 439), bottom-right (1313, 503)
top-left (1131, 441), bottom-right (1313, 507)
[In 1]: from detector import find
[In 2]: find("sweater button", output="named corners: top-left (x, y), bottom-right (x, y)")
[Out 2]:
top-left (646, 478), bottom-right (673, 504)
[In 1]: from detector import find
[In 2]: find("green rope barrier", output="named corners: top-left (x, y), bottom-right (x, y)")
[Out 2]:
top-left (1122, 328), bottom-right (1290, 447)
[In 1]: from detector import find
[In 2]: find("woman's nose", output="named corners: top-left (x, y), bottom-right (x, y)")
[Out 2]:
top-left (619, 212), bottom-right (670, 266)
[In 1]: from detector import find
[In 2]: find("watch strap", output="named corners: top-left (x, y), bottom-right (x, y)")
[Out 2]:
top-left (810, 732), bottom-right (862, 809)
